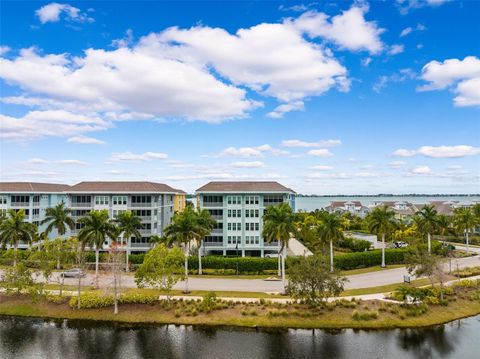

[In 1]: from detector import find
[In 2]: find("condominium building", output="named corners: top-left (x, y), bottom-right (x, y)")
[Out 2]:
top-left (173, 189), bottom-right (187, 213)
top-left (0, 181), bottom-right (182, 252)
top-left (0, 182), bottom-right (70, 248)
top-left (196, 181), bottom-right (295, 257)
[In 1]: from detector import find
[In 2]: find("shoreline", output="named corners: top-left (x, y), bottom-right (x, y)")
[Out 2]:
top-left (1, 295), bottom-right (479, 331)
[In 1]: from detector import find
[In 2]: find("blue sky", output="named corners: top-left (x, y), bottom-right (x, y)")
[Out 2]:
top-left (1, 0), bottom-right (479, 194)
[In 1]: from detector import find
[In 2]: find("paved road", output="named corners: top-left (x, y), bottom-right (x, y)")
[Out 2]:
top-left (33, 254), bottom-right (479, 293)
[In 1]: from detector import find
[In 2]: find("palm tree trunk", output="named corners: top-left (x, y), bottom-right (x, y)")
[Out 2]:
top-left (60, 275), bottom-right (64, 297)
top-left (427, 232), bottom-right (431, 253)
top-left (465, 229), bottom-right (469, 251)
top-left (198, 240), bottom-right (203, 275)
top-left (281, 244), bottom-right (286, 290)
top-left (184, 242), bottom-right (190, 293)
top-left (125, 237), bottom-right (130, 272)
top-left (381, 233), bottom-right (386, 268)
top-left (57, 255), bottom-right (61, 270)
top-left (330, 239), bottom-right (334, 273)
top-left (113, 257), bottom-right (119, 315)
top-left (95, 247), bottom-right (100, 288)
top-left (77, 244), bottom-right (82, 310)
top-left (277, 255), bottom-right (281, 277)
top-left (13, 242), bottom-right (18, 268)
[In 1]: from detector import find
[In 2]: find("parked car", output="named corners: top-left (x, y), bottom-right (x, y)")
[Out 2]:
top-left (265, 253), bottom-right (279, 258)
top-left (442, 242), bottom-right (456, 250)
top-left (394, 241), bottom-right (408, 248)
top-left (60, 268), bottom-right (86, 278)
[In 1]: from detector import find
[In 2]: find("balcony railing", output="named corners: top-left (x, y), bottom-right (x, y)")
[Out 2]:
top-left (70, 202), bottom-right (93, 208)
top-left (204, 242), bottom-right (224, 247)
top-left (10, 202), bottom-right (30, 207)
top-left (203, 202), bottom-right (223, 207)
top-left (130, 242), bottom-right (152, 248)
top-left (130, 203), bottom-right (153, 208)
top-left (212, 215), bottom-right (223, 220)
top-left (264, 242), bottom-right (279, 247)
top-left (211, 228), bottom-right (224, 235)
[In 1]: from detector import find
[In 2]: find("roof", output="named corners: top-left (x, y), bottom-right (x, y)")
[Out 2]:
top-left (326, 201), bottom-right (363, 209)
top-left (196, 181), bottom-right (295, 194)
top-left (173, 188), bottom-right (187, 195)
top-left (68, 181), bottom-right (180, 193)
top-left (0, 182), bottom-right (70, 193)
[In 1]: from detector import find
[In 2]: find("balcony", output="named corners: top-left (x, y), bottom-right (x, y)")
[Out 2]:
top-left (264, 242), bottom-right (279, 247)
top-left (211, 228), bottom-right (224, 235)
top-left (211, 215), bottom-right (223, 221)
top-left (130, 242), bottom-right (152, 249)
top-left (130, 202), bottom-right (153, 208)
top-left (10, 202), bottom-right (30, 207)
top-left (204, 242), bottom-right (224, 247)
top-left (71, 202), bottom-right (92, 208)
top-left (203, 202), bottom-right (223, 208)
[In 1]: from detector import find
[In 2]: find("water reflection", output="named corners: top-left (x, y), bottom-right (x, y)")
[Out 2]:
top-left (0, 315), bottom-right (479, 359)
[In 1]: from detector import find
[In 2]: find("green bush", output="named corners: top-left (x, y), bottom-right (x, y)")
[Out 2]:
top-left (69, 292), bottom-right (114, 309)
top-left (352, 310), bottom-right (378, 321)
top-left (118, 292), bottom-right (158, 305)
top-left (340, 237), bottom-right (372, 252)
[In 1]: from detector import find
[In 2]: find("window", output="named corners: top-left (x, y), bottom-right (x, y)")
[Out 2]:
top-left (227, 196), bottom-right (242, 205)
top-left (95, 196), bottom-right (109, 205)
top-left (33, 195), bottom-right (40, 204)
top-left (213, 222), bottom-right (223, 230)
top-left (246, 223), bottom-right (259, 231)
top-left (204, 236), bottom-right (223, 243)
top-left (32, 209), bottom-right (40, 216)
top-left (11, 195), bottom-right (29, 204)
top-left (245, 209), bottom-right (259, 218)
top-left (245, 196), bottom-right (259, 205)
top-left (131, 195), bottom-right (152, 204)
top-left (0, 196), bottom-right (7, 204)
top-left (227, 209), bottom-right (241, 218)
top-left (264, 195), bottom-right (284, 205)
top-left (245, 236), bottom-right (259, 245)
top-left (227, 236), bottom-right (241, 245)
top-left (203, 195), bottom-right (223, 204)
top-left (72, 195), bottom-right (92, 204)
top-left (112, 196), bottom-right (127, 205)
top-left (132, 210), bottom-right (151, 217)
top-left (207, 209), bottom-right (223, 217)
top-left (227, 222), bottom-right (241, 231)
top-left (113, 209), bottom-right (126, 218)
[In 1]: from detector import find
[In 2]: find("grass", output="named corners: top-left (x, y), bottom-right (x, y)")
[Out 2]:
top-left (124, 288), bottom-right (286, 298)
top-left (340, 264), bottom-right (405, 276)
top-left (341, 278), bottom-right (432, 297)
top-left (1, 292), bottom-right (479, 330)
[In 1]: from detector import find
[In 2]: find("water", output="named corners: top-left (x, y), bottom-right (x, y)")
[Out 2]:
top-left (295, 195), bottom-right (480, 212)
top-left (1, 315), bottom-right (480, 359)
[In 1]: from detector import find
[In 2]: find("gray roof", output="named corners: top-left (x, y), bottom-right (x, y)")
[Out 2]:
top-left (0, 182), bottom-right (70, 193)
top-left (68, 181), bottom-right (179, 193)
top-left (196, 181), bottom-right (295, 193)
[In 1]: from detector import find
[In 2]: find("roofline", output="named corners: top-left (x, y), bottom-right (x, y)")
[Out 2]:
top-left (67, 190), bottom-right (179, 194)
top-left (195, 190), bottom-right (295, 194)
top-left (0, 191), bottom-right (68, 194)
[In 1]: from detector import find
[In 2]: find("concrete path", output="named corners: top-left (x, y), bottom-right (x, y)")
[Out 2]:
top-left (287, 238), bottom-right (313, 256)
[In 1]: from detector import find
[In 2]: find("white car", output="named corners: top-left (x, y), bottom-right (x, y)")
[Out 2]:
top-left (394, 241), bottom-right (408, 248)
top-left (60, 268), bottom-right (86, 278)
top-left (265, 253), bottom-right (279, 258)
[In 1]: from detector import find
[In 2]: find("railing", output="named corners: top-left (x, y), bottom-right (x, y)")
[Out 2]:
top-left (130, 203), bottom-right (153, 208)
top-left (32, 214), bottom-right (40, 220)
top-left (264, 242), bottom-right (279, 247)
top-left (139, 229), bottom-right (152, 235)
top-left (211, 229), bottom-right (223, 234)
top-left (70, 202), bottom-right (92, 208)
top-left (10, 202), bottom-right (30, 207)
top-left (212, 215), bottom-right (223, 220)
top-left (204, 242), bottom-right (224, 247)
top-left (130, 242), bottom-right (152, 248)
top-left (203, 202), bottom-right (223, 207)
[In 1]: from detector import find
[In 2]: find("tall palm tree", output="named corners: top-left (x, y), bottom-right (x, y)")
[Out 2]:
top-left (367, 206), bottom-right (396, 268)
top-left (113, 210), bottom-right (142, 272)
top-left (164, 206), bottom-right (198, 293)
top-left (194, 208), bottom-right (216, 275)
top-left (416, 205), bottom-right (439, 253)
top-left (436, 214), bottom-right (454, 239)
top-left (317, 212), bottom-right (343, 272)
top-left (262, 202), bottom-right (296, 288)
top-left (0, 209), bottom-right (37, 267)
top-left (78, 210), bottom-right (114, 287)
top-left (454, 207), bottom-right (479, 251)
top-left (40, 202), bottom-right (75, 237)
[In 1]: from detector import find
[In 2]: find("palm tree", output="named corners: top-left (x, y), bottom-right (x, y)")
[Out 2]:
top-left (262, 202), bottom-right (296, 288)
top-left (317, 212), bottom-right (343, 272)
top-left (436, 214), bottom-right (454, 239)
top-left (454, 207), bottom-right (479, 251)
top-left (113, 211), bottom-right (142, 272)
top-left (194, 208), bottom-right (216, 275)
top-left (0, 209), bottom-right (37, 267)
top-left (416, 205), bottom-right (439, 253)
top-left (40, 202), bottom-right (75, 237)
top-left (164, 206), bottom-right (198, 293)
top-left (78, 210), bottom-right (114, 287)
top-left (367, 206), bottom-right (396, 268)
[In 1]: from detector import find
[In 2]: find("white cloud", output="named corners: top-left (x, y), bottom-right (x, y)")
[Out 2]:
top-left (267, 101), bottom-right (304, 118)
top-left (389, 161), bottom-right (407, 168)
top-left (35, 3), bottom-right (93, 24)
top-left (306, 171), bottom-right (381, 179)
top-left (229, 161), bottom-right (265, 168)
top-left (410, 166), bottom-right (432, 175)
top-left (399, 23), bottom-right (426, 37)
top-left (373, 68), bottom-right (416, 93)
top-left (396, 0), bottom-right (451, 14)
top-left (0, 110), bottom-right (110, 141)
top-left (392, 149), bottom-right (417, 157)
top-left (27, 158), bottom-right (87, 166)
top-left (291, 4), bottom-right (385, 54)
top-left (388, 44), bottom-right (404, 56)
top-left (307, 149), bottom-right (333, 157)
top-left (418, 56), bottom-right (480, 107)
top-left (218, 144), bottom-right (288, 158)
top-left (361, 57), bottom-right (372, 67)
top-left (282, 139), bottom-right (341, 148)
top-left (0, 46), bottom-right (10, 56)
top-left (108, 151), bottom-right (168, 162)
top-left (67, 135), bottom-right (106, 145)
top-left (393, 145), bottom-right (480, 158)
top-left (111, 29), bottom-right (134, 48)
top-left (310, 165), bottom-right (334, 171)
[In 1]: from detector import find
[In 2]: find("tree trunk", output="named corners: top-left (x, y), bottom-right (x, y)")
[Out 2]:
top-left (184, 243), bottom-right (190, 293)
top-left (95, 247), bottom-right (100, 288)
top-left (125, 237), bottom-right (130, 272)
top-left (330, 239), bottom-right (334, 273)
top-left (60, 275), bottom-right (64, 297)
top-left (13, 242), bottom-right (18, 268)
top-left (113, 258), bottom-right (118, 315)
top-left (427, 232), bottom-right (431, 253)
top-left (465, 229), bottom-right (469, 251)
top-left (277, 242), bottom-right (281, 277)
top-left (198, 240), bottom-right (203, 275)
top-left (57, 255), bottom-right (60, 270)
top-left (281, 245), bottom-right (286, 290)
top-left (381, 233), bottom-right (386, 268)
top-left (77, 270), bottom-right (82, 310)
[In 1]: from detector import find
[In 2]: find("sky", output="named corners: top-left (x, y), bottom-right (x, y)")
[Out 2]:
top-left (0, 0), bottom-right (479, 195)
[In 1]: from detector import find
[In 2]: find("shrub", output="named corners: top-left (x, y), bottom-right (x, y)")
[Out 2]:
top-left (118, 292), bottom-right (158, 305)
top-left (333, 249), bottom-right (408, 270)
top-left (46, 295), bottom-right (69, 304)
top-left (352, 310), bottom-right (378, 321)
top-left (405, 303), bottom-right (428, 317)
top-left (201, 291), bottom-right (217, 313)
top-left (340, 237), bottom-right (372, 252)
top-left (69, 292), bottom-right (114, 309)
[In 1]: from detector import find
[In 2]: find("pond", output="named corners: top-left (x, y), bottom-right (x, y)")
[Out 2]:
top-left (0, 315), bottom-right (479, 358)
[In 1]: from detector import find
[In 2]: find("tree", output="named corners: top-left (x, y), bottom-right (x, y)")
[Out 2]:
top-left (107, 225), bottom-right (124, 315)
top-left (164, 206), bottom-right (198, 293)
top-left (113, 210), bottom-right (142, 272)
top-left (295, 214), bottom-right (321, 254)
top-left (0, 209), bottom-right (37, 267)
top-left (367, 206), bottom-right (396, 268)
top-left (78, 210), bottom-right (114, 288)
top-left (262, 202), bottom-right (296, 289)
top-left (287, 256), bottom-right (347, 305)
top-left (416, 205), bottom-right (439, 253)
top-left (454, 207), bottom-right (479, 251)
top-left (40, 202), bottom-right (75, 237)
top-left (317, 212), bottom-right (344, 272)
top-left (193, 208), bottom-right (216, 275)
top-left (135, 244), bottom-right (185, 299)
